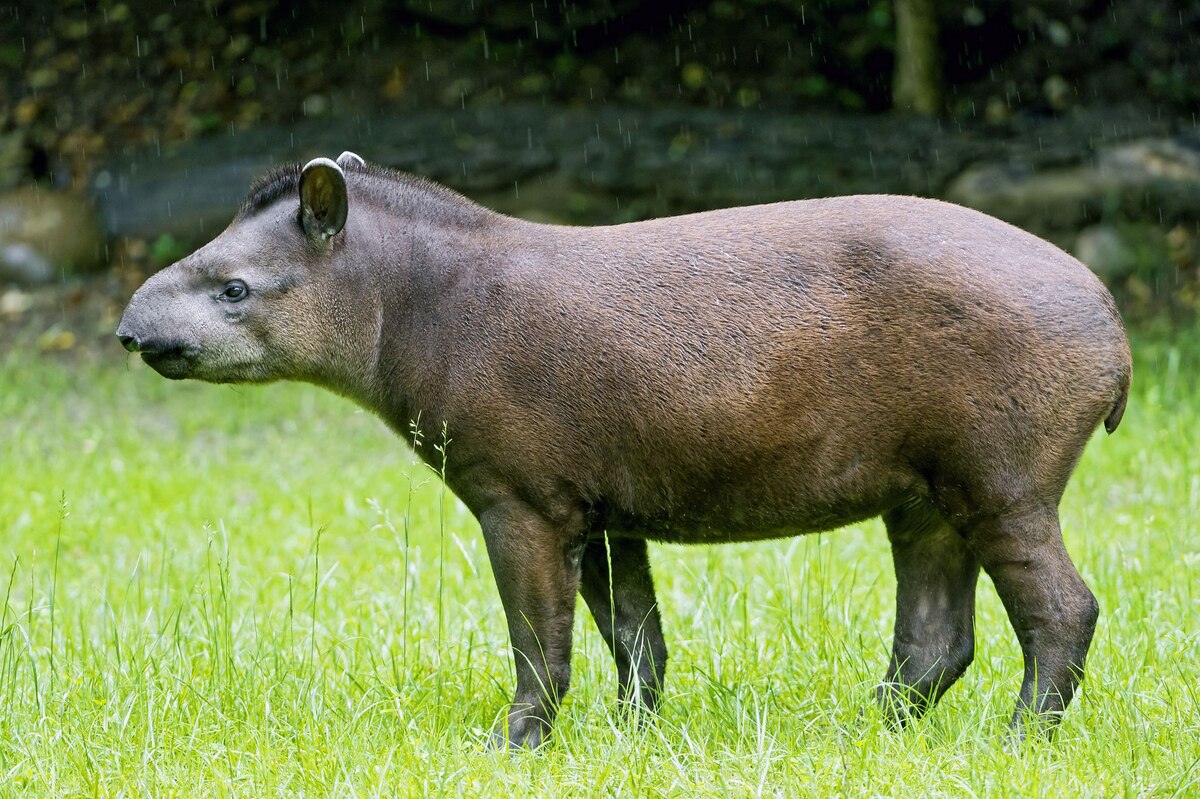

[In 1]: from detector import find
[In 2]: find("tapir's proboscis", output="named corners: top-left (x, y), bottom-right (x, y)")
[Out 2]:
top-left (118, 152), bottom-right (1131, 750)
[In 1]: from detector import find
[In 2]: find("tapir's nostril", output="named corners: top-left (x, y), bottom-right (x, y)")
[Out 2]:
top-left (118, 334), bottom-right (139, 352)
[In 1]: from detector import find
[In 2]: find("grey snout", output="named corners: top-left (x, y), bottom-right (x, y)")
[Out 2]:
top-left (116, 279), bottom-right (174, 355)
top-left (115, 324), bottom-right (186, 357)
top-left (115, 319), bottom-right (154, 353)
top-left (117, 305), bottom-right (186, 358)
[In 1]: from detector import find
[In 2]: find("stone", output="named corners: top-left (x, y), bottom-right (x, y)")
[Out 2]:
top-left (88, 104), bottom-right (1180, 242)
top-left (1074, 225), bottom-right (1138, 282)
top-left (0, 287), bottom-right (33, 315)
top-left (0, 188), bottom-right (107, 285)
top-left (946, 134), bottom-right (1200, 235)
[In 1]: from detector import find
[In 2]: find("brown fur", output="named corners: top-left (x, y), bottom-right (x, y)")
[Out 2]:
top-left (118, 157), bottom-right (1132, 749)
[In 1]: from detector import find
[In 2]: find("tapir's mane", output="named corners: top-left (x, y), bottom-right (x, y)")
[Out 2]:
top-left (236, 160), bottom-right (490, 226)
top-left (238, 162), bottom-right (302, 219)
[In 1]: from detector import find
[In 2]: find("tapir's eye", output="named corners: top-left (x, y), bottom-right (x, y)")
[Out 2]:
top-left (221, 280), bottom-right (248, 302)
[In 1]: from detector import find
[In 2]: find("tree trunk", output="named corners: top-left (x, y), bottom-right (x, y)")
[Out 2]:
top-left (893, 0), bottom-right (942, 115)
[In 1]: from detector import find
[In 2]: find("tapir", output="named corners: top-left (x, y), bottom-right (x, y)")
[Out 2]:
top-left (117, 152), bottom-right (1132, 749)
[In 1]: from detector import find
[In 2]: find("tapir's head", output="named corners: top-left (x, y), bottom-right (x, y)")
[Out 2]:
top-left (117, 152), bottom-right (371, 385)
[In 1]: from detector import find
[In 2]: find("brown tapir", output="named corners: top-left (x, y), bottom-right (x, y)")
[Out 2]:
top-left (117, 152), bottom-right (1132, 750)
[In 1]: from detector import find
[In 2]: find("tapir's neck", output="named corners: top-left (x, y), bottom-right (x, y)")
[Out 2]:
top-left (336, 192), bottom-right (525, 445)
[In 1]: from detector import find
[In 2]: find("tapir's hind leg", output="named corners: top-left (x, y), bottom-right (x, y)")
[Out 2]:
top-left (963, 503), bottom-right (1098, 739)
top-left (878, 499), bottom-right (980, 725)
top-left (578, 537), bottom-right (667, 715)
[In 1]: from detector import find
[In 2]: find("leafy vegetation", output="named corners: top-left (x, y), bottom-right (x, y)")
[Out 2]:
top-left (3, 1), bottom-right (1197, 192)
top-left (0, 329), bottom-right (1196, 796)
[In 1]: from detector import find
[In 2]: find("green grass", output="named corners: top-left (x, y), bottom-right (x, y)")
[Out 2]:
top-left (0, 332), bottom-right (1197, 797)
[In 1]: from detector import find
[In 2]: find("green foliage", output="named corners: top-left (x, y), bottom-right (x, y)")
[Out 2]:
top-left (149, 233), bottom-right (189, 266)
top-left (0, 330), bottom-right (1196, 795)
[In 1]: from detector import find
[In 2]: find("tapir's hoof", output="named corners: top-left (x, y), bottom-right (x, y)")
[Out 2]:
top-left (874, 683), bottom-right (930, 730)
top-left (488, 716), bottom-right (550, 752)
top-left (1003, 708), bottom-right (1062, 749)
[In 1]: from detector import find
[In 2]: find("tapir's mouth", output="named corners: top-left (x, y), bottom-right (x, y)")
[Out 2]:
top-left (140, 347), bottom-right (197, 380)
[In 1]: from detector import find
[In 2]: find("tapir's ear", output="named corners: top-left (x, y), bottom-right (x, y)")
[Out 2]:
top-left (299, 157), bottom-right (348, 241)
top-left (337, 151), bottom-right (366, 169)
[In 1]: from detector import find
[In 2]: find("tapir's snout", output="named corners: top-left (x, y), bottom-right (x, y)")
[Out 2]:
top-left (116, 295), bottom-right (200, 380)
top-left (115, 325), bottom-right (178, 356)
top-left (115, 327), bottom-right (188, 358)
top-left (115, 312), bottom-right (161, 355)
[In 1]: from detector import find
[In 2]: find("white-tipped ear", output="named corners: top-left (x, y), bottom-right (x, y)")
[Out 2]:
top-left (299, 157), bottom-right (348, 241)
top-left (337, 151), bottom-right (366, 169)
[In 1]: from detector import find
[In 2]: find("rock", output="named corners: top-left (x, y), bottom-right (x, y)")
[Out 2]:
top-left (1042, 75), bottom-right (1073, 111)
top-left (90, 104), bottom-right (1181, 242)
top-left (0, 287), bottom-right (33, 315)
top-left (302, 94), bottom-right (331, 118)
top-left (946, 134), bottom-right (1200, 235)
top-left (1074, 225), bottom-right (1138, 282)
top-left (0, 242), bottom-right (54, 284)
top-left (0, 188), bottom-right (107, 285)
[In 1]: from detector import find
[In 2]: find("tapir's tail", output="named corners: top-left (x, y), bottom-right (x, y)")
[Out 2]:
top-left (1104, 359), bottom-right (1131, 434)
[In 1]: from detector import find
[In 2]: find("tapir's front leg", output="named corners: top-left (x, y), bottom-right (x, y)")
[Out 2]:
top-left (479, 499), bottom-right (584, 750)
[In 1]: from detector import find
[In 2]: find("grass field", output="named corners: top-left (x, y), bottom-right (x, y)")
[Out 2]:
top-left (0, 329), bottom-right (1197, 797)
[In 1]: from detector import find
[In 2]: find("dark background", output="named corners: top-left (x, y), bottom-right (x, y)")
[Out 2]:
top-left (1, 0), bottom-right (1198, 344)
top-left (5, 0), bottom-right (1196, 156)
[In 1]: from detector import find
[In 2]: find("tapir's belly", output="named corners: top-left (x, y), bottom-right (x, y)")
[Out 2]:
top-left (596, 443), bottom-right (921, 544)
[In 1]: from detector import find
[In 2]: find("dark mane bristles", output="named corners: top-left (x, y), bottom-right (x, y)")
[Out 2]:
top-left (234, 157), bottom-right (491, 228)
top-left (237, 162), bottom-right (302, 219)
